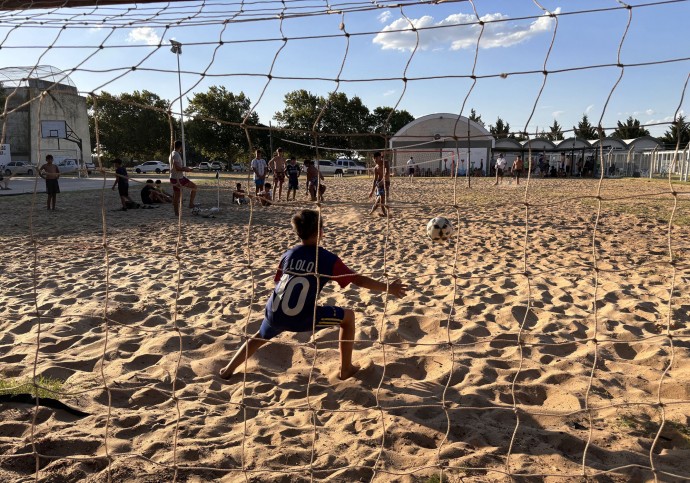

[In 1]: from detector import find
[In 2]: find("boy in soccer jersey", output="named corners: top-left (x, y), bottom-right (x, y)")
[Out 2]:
top-left (218, 209), bottom-right (407, 381)
top-left (285, 157), bottom-right (301, 201)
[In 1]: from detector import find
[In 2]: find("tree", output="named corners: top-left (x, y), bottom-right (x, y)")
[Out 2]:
top-left (489, 117), bottom-right (511, 139)
top-left (573, 114), bottom-right (599, 140)
top-left (184, 86), bottom-right (262, 164)
top-left (274, 90), bottom-right (376, 157)
top-left (547, 120), bottom-right (564, 141)
top-left (660, 115), bottom-right (690, 149)
top-left (468, 108), bottom-right (484, 127)
top-left (369, 107), bottom-right (415, 136)
top-left (611, 116), bottom-right (650, 139)
top-left (88, 90), bottom-right (171, 162)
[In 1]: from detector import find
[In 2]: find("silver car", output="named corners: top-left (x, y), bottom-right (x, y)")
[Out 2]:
top-left (3, 161), bottom-right (36, 176)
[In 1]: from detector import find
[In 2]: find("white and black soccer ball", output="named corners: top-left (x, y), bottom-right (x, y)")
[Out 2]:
top-left (426, 216), bottom-right (454, 242)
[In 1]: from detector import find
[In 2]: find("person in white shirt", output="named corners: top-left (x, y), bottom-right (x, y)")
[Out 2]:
top-left (169, 140), bottom-right (197, 216)
top-left (494, 153), bottom-right (507, 186)
top-left (250, 149), bottom-right (268, 195)
top-left (406, 156), bottom-right (415, 177)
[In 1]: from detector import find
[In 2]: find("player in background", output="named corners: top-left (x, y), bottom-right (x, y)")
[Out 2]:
top-left (39, 154), bottom-right (60, 210)
top-left (368, 151), bottom-right (389, 216)
top-left (218, 209), bottom-right (407, 381)
top-left (169, 140), bottom-right (198, 216)
top-left (268, 147), bottom-right (287, 201)
top-left (285, 157), bottom-right (301, 201)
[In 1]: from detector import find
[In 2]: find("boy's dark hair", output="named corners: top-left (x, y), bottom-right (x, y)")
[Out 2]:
top-left (373, 151), bottom-right (382, 158)
top-left (236, 182), bottom-right (242, 189)
top-left (146, 179), bottom-right (154, 183)
top-left (46, 154), bottom-right (54, 161)
top-left (174, 140), bottom-right (183, 149)
top-left (292, 210), bottom-right (322, 240)
top-left (265, 182), bottom-right (272, 189)
top-left (155, 180), bottom-right (161, 184)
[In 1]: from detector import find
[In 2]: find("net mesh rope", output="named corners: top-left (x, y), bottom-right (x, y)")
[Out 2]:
top-left (0, 0), bottom-right (689, 481)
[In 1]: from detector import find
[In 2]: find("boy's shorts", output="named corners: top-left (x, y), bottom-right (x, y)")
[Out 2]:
top-left (259, 305), bottom-right (345, 340)
top-left (170, 177), bottom-right (192, 193)
top-left (288, 179), bottom-right (299, 190)
top-left (254, 178), bottom-right (265, 188)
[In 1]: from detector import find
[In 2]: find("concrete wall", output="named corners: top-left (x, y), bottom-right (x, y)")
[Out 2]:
top-left (1, 85), bottom-right (91, 165)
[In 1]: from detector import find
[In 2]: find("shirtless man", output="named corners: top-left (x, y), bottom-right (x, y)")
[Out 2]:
top-left (39, 154), bottom-right (60, 210)
top-left (268, 147), bottom-right (287, 201)
top-left (368, 151), bottom-right (389, 217)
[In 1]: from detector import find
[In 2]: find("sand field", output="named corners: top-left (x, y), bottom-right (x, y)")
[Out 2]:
top-left (0, 174), bottom-right (689, 482)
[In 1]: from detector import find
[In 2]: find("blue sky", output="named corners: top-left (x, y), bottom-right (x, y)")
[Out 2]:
top-left (1, 0), bottom-right (688, 138)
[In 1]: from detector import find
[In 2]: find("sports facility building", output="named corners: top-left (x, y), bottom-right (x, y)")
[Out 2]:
top-left (390, 113), bottom-right (494, 177)
top-left (1, 66), bottom-right (91, 165)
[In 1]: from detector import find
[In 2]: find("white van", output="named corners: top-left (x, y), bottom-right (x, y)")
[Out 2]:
top-left (335, 158), bottom-right (367, 175)
top-left (311, 160), bottom-right (348, 176)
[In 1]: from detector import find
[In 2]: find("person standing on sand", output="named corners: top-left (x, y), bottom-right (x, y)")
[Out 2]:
top-left (368, 151), bottom-right (389, 217)
top-left (512, 155), bottom-right (524, 185)
top-left (268, 147), bottom-right (287, 201)
top-left (494, 153), bottom-right (506, 186)
top-left (169, 140), bottom-right (198, 216)
top-left (218, 209), bottom-right (407, 380)
top-left (39, 154), bottom-right (60, 210)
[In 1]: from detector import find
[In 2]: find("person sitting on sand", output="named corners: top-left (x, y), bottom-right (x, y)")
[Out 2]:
top-left (218, 209), bottom-right (407, 380)
top-left (232, 182), bottom-right (249, 205)
top-left (154, 180), bottom-right (173, 202)
top-left (141, 179), bottom-right (169, 205)
top-left (258, 182), bottom-right (273, 206)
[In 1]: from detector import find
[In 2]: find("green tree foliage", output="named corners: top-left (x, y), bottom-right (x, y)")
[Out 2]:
top-left (660, 115), bottom-right (690, 149)
top-left (573, 114), bottom-right (599, 140)
top-left (547, 120), bottom-right (564, 141)
top-left (611, 116), bottom-right (650, 139)
top-left (88, 90), bottom-right (172, 162)
top-left (273, 90), bottom-right (322, 158)
top-left (489, 117), bottom-right (511, 139)
top-left (184, 86), bottom-right (262, 164)
top-left (369, 106), bottom-right (415, 136)
top-left (468, 108), bottom-right (484, 127)
top-left (273, 90), bottom-right (406, 157)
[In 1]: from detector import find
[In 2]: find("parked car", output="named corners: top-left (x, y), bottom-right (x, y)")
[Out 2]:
top-left (3, 161), bottom-right (36, 176)
top-left (133, 160), bottom-right (169, 174)
top-left (231, 164), bottom-right (244, 172)
top-left (210, 161), bottom-right (226, 171)
top-left (335, 158), bottom-right (367, 175)
top-left (56, 158), bottom-right (80, 174)
top-left (309, 160), bottom-right (348, 176)
top-left (196, 162), bottom-right (213, 171)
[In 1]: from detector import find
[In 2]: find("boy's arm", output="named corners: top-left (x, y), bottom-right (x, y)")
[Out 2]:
top-left (351, 274), bottom-right (406, 299)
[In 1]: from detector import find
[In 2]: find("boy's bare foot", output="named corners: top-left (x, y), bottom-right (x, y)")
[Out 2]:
top-left (338, 364), bottom-right (360, 380)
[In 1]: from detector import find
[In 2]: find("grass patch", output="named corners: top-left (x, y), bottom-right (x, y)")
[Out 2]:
top-left (0, 376), bottom-right (64, 399)
top-left (616, 414), bottom-right (690, 448)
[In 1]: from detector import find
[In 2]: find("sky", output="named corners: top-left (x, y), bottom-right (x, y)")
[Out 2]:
top-left (1, 0), bottom-right (688, 139)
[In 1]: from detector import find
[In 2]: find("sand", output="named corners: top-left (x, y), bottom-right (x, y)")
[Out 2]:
top-left (0, 174), bottom-right (689, 482)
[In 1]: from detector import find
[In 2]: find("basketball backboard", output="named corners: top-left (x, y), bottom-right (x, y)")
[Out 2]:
top-left (41, 120), bottom-right (67, 139)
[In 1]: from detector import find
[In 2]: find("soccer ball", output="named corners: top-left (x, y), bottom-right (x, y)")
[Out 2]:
top-left (426, 216), bottom-right (454, 242)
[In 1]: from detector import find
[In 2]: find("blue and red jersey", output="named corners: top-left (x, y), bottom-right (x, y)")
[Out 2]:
top-left (264, 245), bottom-right (355, 328)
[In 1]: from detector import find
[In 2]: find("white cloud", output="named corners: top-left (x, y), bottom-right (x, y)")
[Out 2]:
top-left (127, 27), bottom-right (161, 46)
top-left (645, 108), bottom-right (655, 116)
top-left (373, 8), bottom-right (559, 52)
top-left (382, 89), bottom-right (396, 97)
top-left (552, 110), bottom-right (565, 119)
top-left (585, 104), bottom-right (595, 115)
top-left (378, 11), bottom-right (391, 23)
top-left (89, 26), bottom-right (103, 33)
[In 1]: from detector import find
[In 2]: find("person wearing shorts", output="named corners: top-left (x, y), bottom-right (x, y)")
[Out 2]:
top-left (39, 154), bottom-right (60, 210)
top-left (285, 157), bottom-right (301, 201)
top-left (269, 147), bottom-right (287, 201)
top-left (512, 156), bottom-right (524, 185)
top-left (111, 158), bottom-right (135, 210)
top-left (218, 209), bottom-right (407, 381)
top-left (169, 140), bottom-right (197, 216)
top-left (251, 149), bottom-right (267, 195)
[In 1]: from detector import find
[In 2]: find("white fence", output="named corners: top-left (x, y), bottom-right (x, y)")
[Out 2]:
top-left (603, 148), bottom-right (690, 180)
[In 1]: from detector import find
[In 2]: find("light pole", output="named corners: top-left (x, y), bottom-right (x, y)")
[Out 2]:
top-left (170, 40), bottom-right (186, 166)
